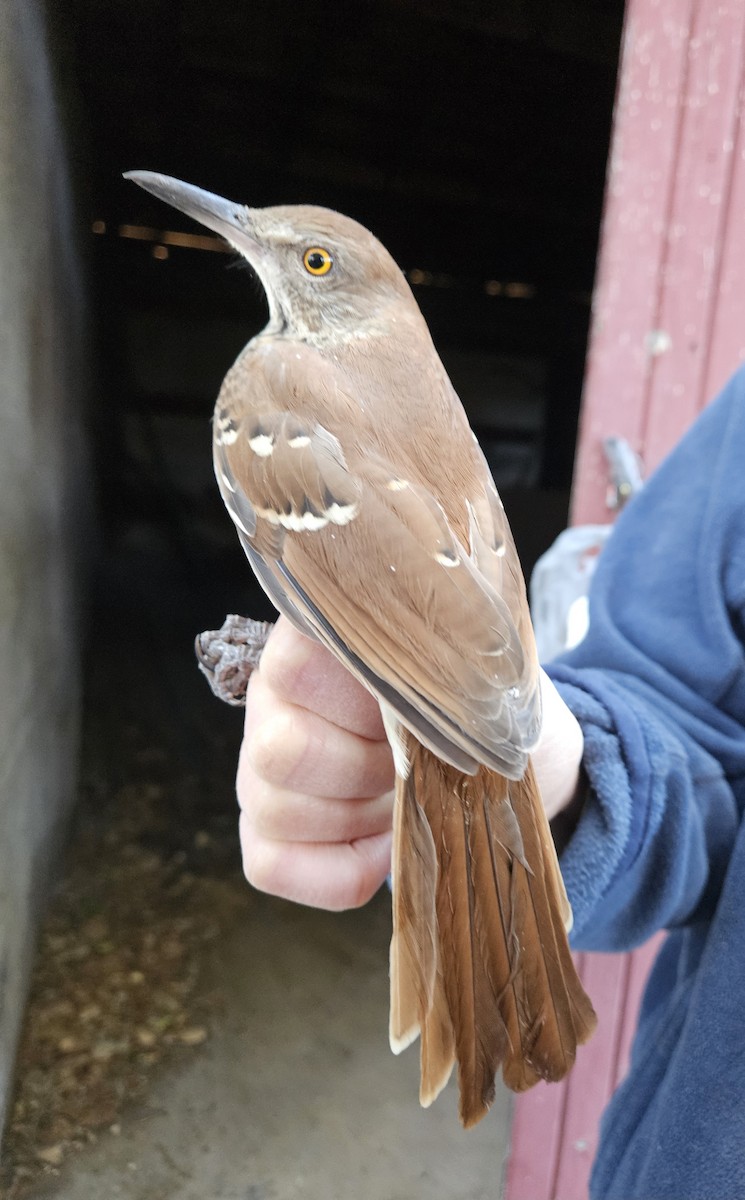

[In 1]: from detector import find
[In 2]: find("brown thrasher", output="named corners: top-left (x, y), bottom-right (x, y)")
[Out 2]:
top-left (125, 171), bottom-right (596, 1127)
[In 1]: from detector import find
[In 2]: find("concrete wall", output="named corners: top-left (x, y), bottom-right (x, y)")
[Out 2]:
top-left (0, 0), bottom-right (90, 1134)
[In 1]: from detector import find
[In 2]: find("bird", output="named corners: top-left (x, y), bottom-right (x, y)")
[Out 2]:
top-left (125, 170), bottom-right (597, 1127)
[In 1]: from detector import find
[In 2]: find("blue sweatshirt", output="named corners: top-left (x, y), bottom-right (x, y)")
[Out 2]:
top-left (548, 366), bottom-right (745, 1199)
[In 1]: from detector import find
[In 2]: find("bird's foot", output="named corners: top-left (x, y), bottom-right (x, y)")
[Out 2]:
top-left (194, 615), bottom-right (274, 706)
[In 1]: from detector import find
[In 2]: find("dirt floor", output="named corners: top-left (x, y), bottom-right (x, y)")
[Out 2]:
top-left (0, 525), bottom-right (512, 1199)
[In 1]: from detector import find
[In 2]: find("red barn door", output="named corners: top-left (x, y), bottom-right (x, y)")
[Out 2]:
top-left (505, 2), bottom-right (745, 1197)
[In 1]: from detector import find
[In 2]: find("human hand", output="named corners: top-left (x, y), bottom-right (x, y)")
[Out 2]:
top-left (237, 618), bottom-right (584, 911)
top-left (237, 616), bottom-right (395, 910)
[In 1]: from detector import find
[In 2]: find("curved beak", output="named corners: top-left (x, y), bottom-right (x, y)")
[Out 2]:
top-left (123, 170), bottom-right (261, 257)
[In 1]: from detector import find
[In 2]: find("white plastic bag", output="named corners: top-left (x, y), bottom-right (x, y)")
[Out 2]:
top-left (530, 525), bottom-right (613, 663)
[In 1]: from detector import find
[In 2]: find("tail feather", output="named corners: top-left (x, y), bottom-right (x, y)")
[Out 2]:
top-left (430, 765), bottom-right (512, 1124)
top-left (419, 967), bottom-right (455, 1106)
top-left (390, 762), bottom-right (458, 1104)
top-left (389, 733), bottom-right (597, 1127)
top-left (389, 764), bottom-right (438, 1054)
top-left (506, 762), bottom-right (597, 1078)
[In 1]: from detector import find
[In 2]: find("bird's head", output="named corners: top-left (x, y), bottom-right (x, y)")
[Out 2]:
top-left (124, 171), bottom-right (414, 341)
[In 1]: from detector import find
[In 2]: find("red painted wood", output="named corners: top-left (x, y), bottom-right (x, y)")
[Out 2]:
top-left (551, 954), bottom-right (629, 1200)
top-left (613, 935), bottom-right (664, 1087)
top-left (573, 0), bottom-right (745, 527)
top-left (704, 57), bottom-right (745, 401)
top-left (571, 0), bottom-right (696, 526)
top-left (503, 1067), bottom-right (566, 1199)
top-left (507, 3), bottom-right (745, 1198)
top-left (643, 2), bottom-right (745, 469)
top-left (503, 954), bottom-right (626, 1200)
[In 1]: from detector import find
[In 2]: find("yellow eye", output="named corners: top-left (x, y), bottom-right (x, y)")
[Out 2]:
top-left (303, 246), bottom-right (334, 276)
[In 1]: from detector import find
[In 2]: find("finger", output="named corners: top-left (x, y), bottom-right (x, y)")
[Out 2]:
top-left (244, 768), bottom-right (394, 843)
top-left (243, 673), bottom-right (395, 797)
top-left (258, 617), bottom-right (386, 741)
top-left (240, 814), bottom-right (393, 910)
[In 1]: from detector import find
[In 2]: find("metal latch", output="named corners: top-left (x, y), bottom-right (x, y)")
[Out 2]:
top-left (603, 436), bottom-right (644, 510)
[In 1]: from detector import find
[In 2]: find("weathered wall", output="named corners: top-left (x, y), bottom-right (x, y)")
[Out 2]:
top-left (0, 0), bottom-right (90, 1133)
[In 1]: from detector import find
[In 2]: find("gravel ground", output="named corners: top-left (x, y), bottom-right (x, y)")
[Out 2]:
top-left (0, 528), bottom-right (511, 1199)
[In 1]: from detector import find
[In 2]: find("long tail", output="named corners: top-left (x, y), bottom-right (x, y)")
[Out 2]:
top-left (389, 733), bottom-right (596, 1128)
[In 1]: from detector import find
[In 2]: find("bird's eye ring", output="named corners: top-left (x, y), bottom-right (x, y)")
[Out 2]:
top-left (303, 246), bottom-right (334, 276)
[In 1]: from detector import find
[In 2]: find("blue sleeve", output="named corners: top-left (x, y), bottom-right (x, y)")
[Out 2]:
top-left (546, 368), bottom-right (745, 952)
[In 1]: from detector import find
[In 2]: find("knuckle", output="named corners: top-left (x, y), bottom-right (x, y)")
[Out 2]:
top-left (249, 783), bottom-right (291, 841)
top-left (344, 832), bottom-right (391, 909)
top-left (245, 709), bottom-right (303, 785)
top-left (241, 826), bottom-right (283, 896)
top-left (258, 621), bottom-right (313, 698)
top-left (240, 770), bottom-right (271, 827)
top-left (304, 861), bottom-right (374, 913)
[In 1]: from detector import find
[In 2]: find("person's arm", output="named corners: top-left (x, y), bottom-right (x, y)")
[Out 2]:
top-left (545, 370), bottom-right (745, 951)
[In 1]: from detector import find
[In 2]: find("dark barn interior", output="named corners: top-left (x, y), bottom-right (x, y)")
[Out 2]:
top-left (82, 0), bottom-right (624, 576)
top-left (2, 1), bottom-right (625, 1194)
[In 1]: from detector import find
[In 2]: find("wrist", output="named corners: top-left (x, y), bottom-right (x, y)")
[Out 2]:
top-left (532, 669), bottom-right (585, 821)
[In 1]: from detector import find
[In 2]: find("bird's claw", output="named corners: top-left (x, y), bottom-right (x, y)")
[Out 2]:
top-left (194, 614), bottom-right (274, 706)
